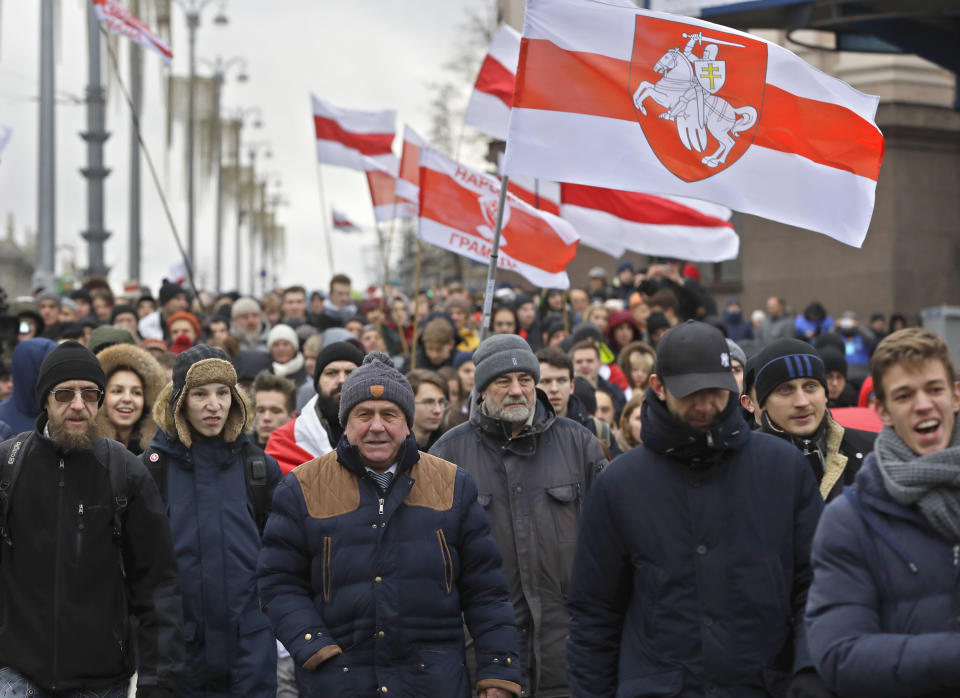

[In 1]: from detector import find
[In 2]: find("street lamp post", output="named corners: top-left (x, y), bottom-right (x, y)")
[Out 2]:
top-left (199, 56), bottom-right (248, 293)
top-left (231, 107), bottom-right (262, 292)
top-left (245, 141), bottom-right (272, 295)
top-left (173, 0), bottom-right (228, 271)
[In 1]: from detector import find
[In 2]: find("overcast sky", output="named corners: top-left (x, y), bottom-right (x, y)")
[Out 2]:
top-left (0, 0), bottom-right (490, 296)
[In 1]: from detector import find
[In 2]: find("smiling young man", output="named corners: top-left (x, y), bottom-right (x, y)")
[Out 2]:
top-left (258, 352), bottom-right (521, 698)
top-left (751, 338), bottom-right (875, 501)
top-left (568, 321), bottom-right (827, 698)
top-left (805, 328), bottom-right (960, 696)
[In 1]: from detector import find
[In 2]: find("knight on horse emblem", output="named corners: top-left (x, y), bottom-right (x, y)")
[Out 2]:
top-left (632, 32), bottom-right (758, 168)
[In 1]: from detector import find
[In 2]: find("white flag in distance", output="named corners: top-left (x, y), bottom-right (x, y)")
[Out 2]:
top-left (464, 23), bottom-right (522, 141)
top-left (503, 0), bottom-right (884, 246)
top-left (362, 156), bottom-right (417, 222)
top-left (418, 147), bottom-right (579, 289)
top-left (332, 208), bottom-right (361, 232)
top-left (311, 94), bottom-right (397, 172)
top-left (93, 0), bottom-right (172, 65)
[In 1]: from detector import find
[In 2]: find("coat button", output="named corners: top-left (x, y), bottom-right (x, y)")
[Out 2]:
top-left (696, 544), bottom-right (707, 555)
top-left (493, 658), bottom-right (499, 663)
top-left (378, 630), bottom-right (385, 638)
top-left (703, 616), bottom-right (713, 627)
top-left (375, 576), bottom-right (383, 583)
top-left (304, 633), bottom-right (312, 640)
top-left (381, 687), bottom-right (388, 694)
top-left (506, 657), bottom-right (512, 664)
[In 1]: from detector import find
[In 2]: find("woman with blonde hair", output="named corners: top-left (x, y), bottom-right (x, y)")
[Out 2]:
top-left (617, 340), bottom-right (656, 401)
top-left (616, 393), bottom-right (645, 453)
top-left (95, 343), bottom-right (166, 455)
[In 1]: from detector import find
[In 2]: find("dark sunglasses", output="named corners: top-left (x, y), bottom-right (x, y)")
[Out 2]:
top-left (50, 388), bottom-right (103, 404)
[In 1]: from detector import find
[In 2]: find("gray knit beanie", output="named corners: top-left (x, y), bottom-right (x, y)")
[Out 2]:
top-left (473, 334), bottom-right (540, 393)
top-left (339, 351), bottom-right (415, 427)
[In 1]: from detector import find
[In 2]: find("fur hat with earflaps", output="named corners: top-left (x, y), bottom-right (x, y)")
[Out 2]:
top-left (95, 343), bottom-right (166, 452)
top-left (153, 344), bottom-right (253, 448)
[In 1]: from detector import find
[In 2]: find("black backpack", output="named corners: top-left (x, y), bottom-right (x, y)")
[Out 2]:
top-left (141, 440), bottom-right (270, 534)
top-left (0, 432), bottom-right (129, 567)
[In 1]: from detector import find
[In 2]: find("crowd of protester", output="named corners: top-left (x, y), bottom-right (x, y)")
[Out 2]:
top-left (0, 259), bottom-right (954, 698)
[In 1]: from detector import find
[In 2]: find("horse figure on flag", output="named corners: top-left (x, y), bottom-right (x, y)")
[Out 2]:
top-left (632, 32), bottom-right (757, 168)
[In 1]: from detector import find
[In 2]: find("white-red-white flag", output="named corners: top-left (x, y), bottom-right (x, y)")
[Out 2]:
top-left (332, 208), bottom-right (361, 232)
top-left (464, 24), bottom-right (522, 140)
top-left (418, 147), bottom-right (579, 289)
top-left (395, 125), bottom-right (429, 208)
top-left (504, 0), bottom-right (885, 246)
top-left (561, 185), bottom-right (738, 260)
top-left (311, 95), bottom-right (397, 172)
top-left (93, 0), bottom-right (172, 65)
top-left (363, 157), bottom-right (417, 222)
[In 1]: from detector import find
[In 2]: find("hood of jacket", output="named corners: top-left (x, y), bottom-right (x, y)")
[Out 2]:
top-left (640, 386), bottom-right (750, 467)
top-left (0, 338), bottom-right (57, 432)
top-left (469, 387), bottom-right (558, 455)
top-left (94, 343), bottom-right (167, 452)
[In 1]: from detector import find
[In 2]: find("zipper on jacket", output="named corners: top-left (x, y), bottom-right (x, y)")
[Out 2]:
top-left (52, 458), bottom-right (64, 689)
top-left (75, 503), bottom-right (84, 558)
top-left (953, 544), bottom-right (959, 568)
top-left (379, 497), bottom-right (384, 516)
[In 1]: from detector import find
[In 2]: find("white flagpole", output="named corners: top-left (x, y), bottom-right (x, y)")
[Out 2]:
top-left (315, 163), bottom-right (337, 282)
top-left (479, 174), bottom-right (510, 341)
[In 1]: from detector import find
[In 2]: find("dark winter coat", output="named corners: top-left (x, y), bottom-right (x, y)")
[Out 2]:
top-left (151, 380), bottom-right (282, 697)
top-left (567, 389), bottom-right (824, 698)
top-left (0, 417), bottom-right (183, 694)
top-left (430, 390), bottom-right (606, 698)
top-left (805, 453), bottom-right (960, 697)
top-left (257, 432), bottom-right (522, 698)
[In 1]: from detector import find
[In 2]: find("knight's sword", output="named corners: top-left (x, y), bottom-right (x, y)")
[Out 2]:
top-left (682, 32), bottom-right (746, 48)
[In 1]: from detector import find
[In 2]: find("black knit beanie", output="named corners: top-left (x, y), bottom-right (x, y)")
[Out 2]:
top-left (753, 339), bottom-right (826, 408)
top-left (35, 340), bottom-right (106, 408)
top-left (314, 341), bottom-right (365, 393)
top-left (159, 279), bottom-right (187, 308)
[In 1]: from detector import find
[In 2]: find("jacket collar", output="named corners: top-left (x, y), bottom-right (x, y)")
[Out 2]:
top-left (469, 388), bottom-right (556, 454)
top-left (640, 387), bottom-right (750, 467)
top-left (336, 431), bottom-right (421, 480)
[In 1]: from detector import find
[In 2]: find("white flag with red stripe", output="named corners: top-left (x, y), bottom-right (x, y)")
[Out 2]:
top-left (395, 125), bottom-right (429, 208)
top-left (363, 157), bottom-right (417, 222)
top-left (332, 208), bottom-right (361, 232)
top-left (312, 95), bottom-right (397, 172)
top-left (93, 0), bottom-right (172, 65)
top-left (465, 24), bottom-right (522, 140)
top-left (418, 147), bottom-right (579, 289)
top-left (504, 0), bottom-right (885, 246)
top-left (561, 185), bottom-right (738, 260)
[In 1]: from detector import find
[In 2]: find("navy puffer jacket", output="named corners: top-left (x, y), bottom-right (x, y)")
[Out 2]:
top-left (805, 453), bottom-right (960, 697)
top-left (568, 389), bottom-right (823, 697)
top-left (257, 432), bottom-right (521, 698)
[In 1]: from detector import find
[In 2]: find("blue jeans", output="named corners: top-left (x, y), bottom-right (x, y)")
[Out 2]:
top-left (0, 668), bottom-right (127, 698)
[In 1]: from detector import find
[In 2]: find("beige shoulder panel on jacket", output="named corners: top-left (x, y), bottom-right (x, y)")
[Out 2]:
top-left (405, 453), bottom-right (457, 511)
top-left (294, 451), bottom-right (360, 519)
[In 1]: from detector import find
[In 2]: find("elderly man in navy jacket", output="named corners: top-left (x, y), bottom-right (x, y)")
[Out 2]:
top-left (567, 321), bottom-right (826, 698)
top-left (806, 328), bottom-right (960, 697)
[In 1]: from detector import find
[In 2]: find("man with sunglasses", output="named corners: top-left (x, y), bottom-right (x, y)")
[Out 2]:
top-left (0, 340), bottom-right (183, 697)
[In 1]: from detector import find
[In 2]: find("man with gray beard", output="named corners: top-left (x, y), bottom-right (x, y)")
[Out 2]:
top-left (430, 334), bottom-right (606, 698)
top-left (0, 341), bottom-right (183, 696)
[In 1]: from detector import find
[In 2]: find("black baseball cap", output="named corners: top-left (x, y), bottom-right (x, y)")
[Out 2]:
top-left (655, 320), bottom-right (739, 398)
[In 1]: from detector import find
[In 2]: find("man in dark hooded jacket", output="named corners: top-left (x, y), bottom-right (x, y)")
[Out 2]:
top-left (0, 337), bottom-right (56, 439)
top-left (431, 334), bottom-right (606, 698)
top-left (567, 321), bottom-right (826, 698)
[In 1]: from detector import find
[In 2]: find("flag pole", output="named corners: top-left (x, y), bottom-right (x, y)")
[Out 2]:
top-left (409, 239), bottom-right (423, 370)
top-left (315, 164), bottom-right (337, 282)
top-left (479, 174), bottom-right (510, 342)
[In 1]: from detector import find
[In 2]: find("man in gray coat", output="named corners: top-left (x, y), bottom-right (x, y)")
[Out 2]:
top-left (430, 334), bottom-right (606, 698)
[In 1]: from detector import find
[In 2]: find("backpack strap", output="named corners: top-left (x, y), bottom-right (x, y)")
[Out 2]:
top-left (0, 432), bottom-right (34, 548)
top-left (96, 439), bottom-right (130, 578)
top-left (241, 441), bottom-right (269, 535)
top-left (140, 447), bottom-right (168, 507)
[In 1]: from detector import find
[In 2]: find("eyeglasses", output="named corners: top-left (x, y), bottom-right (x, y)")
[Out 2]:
top-left (50, 388), bottom-right (103, 404)
top-left (415, 398), bottom-right (449, 409)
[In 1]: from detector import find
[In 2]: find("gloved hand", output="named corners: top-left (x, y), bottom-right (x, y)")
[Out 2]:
top-left (786, 668), bottom-right (835, 698)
